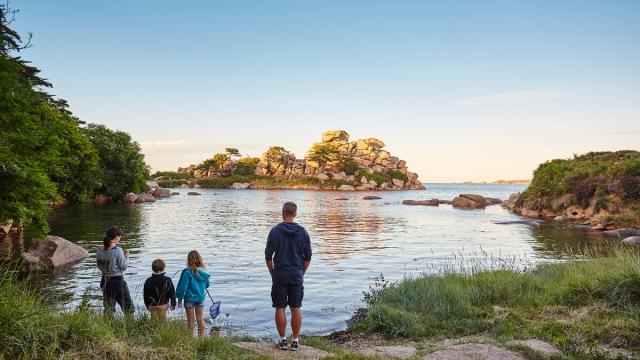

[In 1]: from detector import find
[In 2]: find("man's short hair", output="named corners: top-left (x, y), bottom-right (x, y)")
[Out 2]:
top-left (282, 202), bottom-right (297, 217)
top-left (152, 259), bottom-right (165, 273)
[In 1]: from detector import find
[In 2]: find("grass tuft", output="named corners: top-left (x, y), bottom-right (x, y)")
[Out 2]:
top-left (360, 248), bottom-right (640, 356)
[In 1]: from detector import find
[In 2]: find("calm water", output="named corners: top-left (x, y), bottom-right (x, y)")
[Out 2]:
top-left (35, 184), bottom-right (604, 337)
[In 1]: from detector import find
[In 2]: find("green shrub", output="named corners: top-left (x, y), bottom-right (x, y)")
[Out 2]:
top-left (339, 158), bottom-right (359, 176)
top-left (83, 124), bottom-right (150, 199)
top-left (386, 169), bottom-right (408, 182)
top-left (196, 175), bottom-right (257, 188)
top-left (235, 157), bottom-right (260, 176)
top-left (151, 171), bottom-right (193, 180)
top-left (519, 151), bottom-right (640, 215)
top-left (360, 171), bottom-right (390, 185)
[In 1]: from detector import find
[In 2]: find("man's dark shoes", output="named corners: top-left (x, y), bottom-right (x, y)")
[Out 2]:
top-left (276, 338), bottom-right (288, 350)
top-left (291, 339), bottom-right (300, 351)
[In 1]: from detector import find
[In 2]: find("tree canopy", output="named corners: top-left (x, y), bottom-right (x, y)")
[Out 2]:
top-left (0, 4), bottom-right (149, 232)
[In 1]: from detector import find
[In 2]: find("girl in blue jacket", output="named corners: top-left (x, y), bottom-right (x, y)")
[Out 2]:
top-left (176, 250), bottom-right (210, 337)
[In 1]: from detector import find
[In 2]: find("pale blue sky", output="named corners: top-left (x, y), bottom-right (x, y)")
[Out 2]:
top-left (13, 0), bottom-right (640, 181)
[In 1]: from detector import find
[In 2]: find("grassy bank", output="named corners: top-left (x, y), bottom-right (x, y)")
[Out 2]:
top-left (0, 267), bottom-right (272, 360)
top-left (356, 248), bottom-right (640, 358)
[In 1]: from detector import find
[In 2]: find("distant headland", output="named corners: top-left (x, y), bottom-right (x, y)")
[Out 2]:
top-left (154, 130), bottom-right (425, 191)
top-left (461, 179), bottom-right (531, 185)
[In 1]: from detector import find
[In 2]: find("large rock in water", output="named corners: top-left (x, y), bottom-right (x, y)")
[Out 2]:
top-left (452, 194), bottom-right (489, 209)
top-left (452, 196), bottom-right (477, 209)
top-left (485, 197), bottom-right (503, 205)
top-left (136, 193), bottom-right (157, 202)
top-left (145, 180), bottom-right (159, 191)
top-left (22, 236), bottom-right (89, 271)
top-left (459, 194), bottom-right (487, 208)
top-left (152, 187), bottom-right (171, 198)
top-left (123, 193), bottom-right (138, 203)
top-left (403, 199), bottom-right (439, 206)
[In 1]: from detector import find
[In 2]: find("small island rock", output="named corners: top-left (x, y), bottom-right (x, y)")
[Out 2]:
top-left (230, 183), bottom-right (250, 189)
top-left (136, 193), bottom-right (156, 202)
top-left (152, 187), bottom-right (171, 198)
top-left (123, 193), bottom-right (138, 203)
top-left (459, 194), bottom-right (487, 208)
top-left (403, 199), bottom-right (439, 206)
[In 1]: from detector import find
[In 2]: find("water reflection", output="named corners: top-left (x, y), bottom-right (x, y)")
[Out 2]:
top-left (0, 232), bottom-right (24, 261)
top-left (36, 184), bottom-right (608, 336)
top-left (307, 201), bottom-right (403, 267)
top-left (528, 223), bottom-right (618, 258)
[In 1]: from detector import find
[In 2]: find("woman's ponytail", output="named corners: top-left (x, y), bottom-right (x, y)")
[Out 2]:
top-left (103, 226), bottom-right (123, 248)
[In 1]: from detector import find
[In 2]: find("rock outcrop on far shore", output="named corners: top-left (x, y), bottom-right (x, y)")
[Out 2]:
top-left (175, 130), bottom-right (424, 191)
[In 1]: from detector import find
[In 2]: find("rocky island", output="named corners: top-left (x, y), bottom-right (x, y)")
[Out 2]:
top-left (158, 130), bottom-right (425, 191)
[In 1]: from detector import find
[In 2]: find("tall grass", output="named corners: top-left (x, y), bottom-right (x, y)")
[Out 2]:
top-left (0, 264), bottom-right (270, 360)
top-left (361, 248), bottom-right (640, 353)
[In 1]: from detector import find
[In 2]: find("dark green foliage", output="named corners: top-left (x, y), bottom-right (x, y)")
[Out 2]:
top-left (83, 124), bottom-right (149, 198)
top-left (196, 175), bottom-right (257, 188)
top-left (360, 170), bottom-right (408, 186)
top-left (235, 157), bottom-right (260, 176)
top-left (360, 172), bottom-right (390, 185)
top-left (0, 5), bottom-right (99, 230)
top-left (519, 151), bottom-right (640, 224)
top-left (156, 179), bottom-right (187, 188)
top-left (386, 169), bottom-right (408, 182)
top-left (307, 143), bottom-right (341, 170)
top-left (339, 157), bottom-right (359, 175)
top-left (151, 171), bottom-right (192, 180)
top-left (0, 5), bottom-right (149, 230)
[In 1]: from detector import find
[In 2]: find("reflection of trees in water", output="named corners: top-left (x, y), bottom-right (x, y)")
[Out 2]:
top-left (46, 203), bottom-right (145, 252)
top-left (0, 232), bottom-right (24, 261)
top-left (306, 203), bottom-right (404, 268)
top-left (39, 203), bottom-right (147, 306)
top-left (528, 223), bottom-right (619, 258)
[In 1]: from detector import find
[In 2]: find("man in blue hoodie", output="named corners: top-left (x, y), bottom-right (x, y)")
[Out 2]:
top-left (265, 202), bottom-right (312, 351)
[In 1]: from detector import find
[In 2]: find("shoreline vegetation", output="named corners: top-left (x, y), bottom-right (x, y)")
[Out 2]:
top-left (506, 151), bottom-right (640, 228)
top-left (3, 249), bottom-right (640, 359)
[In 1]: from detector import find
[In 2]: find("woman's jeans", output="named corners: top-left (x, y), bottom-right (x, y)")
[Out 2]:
top-left (101, 276), bottom-right (134, 315)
